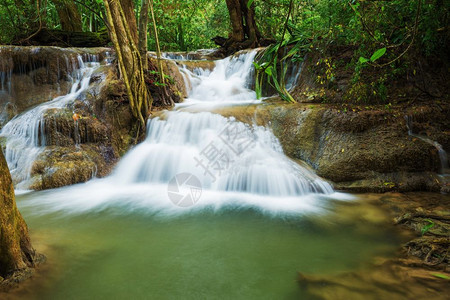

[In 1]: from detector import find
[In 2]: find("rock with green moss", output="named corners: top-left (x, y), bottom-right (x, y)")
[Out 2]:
top-left (269, 105), bottom-right (445, 192)
top-left (210, 101), bottom-right (447, 192)
top-left (30, 145), bottom-right (116, 190)
top-left (0, 46), bottom-right (109, 127)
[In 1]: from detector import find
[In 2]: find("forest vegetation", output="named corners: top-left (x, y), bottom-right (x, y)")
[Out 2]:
top-left (0, 0), bottom-right (447, 117)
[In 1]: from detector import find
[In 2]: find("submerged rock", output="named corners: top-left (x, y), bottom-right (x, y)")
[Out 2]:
top-left (297, 192), bottom-right (450, 299)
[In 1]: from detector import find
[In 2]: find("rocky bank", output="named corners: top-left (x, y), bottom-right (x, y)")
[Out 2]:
top-left (212, 99), bottom-right (449, 193)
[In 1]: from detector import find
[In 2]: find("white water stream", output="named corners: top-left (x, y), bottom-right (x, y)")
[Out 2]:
top-left (405, 115), bottom-right (449, 174)
top-left (178, 50), bottom-right (260, 107)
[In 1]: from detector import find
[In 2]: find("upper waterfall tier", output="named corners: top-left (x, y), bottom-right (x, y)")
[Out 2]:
top-left (178, 50), bottom-right (260, 106)
top-left (174, 48), bottom-right (303, 106)
top-left (0, 54), bottom-right (101, 189)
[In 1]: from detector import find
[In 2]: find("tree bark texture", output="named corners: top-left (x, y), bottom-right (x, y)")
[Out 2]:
top-left (223, 0), bottom-right (261, 54)
top-left (0, 148), bottom-right (35, 278)
top-left (51, 0), bottom-right (83, 32)
top-left (138, 0), bottom-right (150, 70)
top-left (103, 0), bottom-right (152, 130)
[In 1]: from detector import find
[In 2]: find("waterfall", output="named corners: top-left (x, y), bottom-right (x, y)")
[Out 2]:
top-left (0, 56), bottom-right (100, 188)
top-left (178, 50), bottom-right (260, 106)
top-left (112, 50), bottom-right (332, 197)
top-left (112, 111), bottom-right (332, 196)
top-left (15, 50), bottom-right (347, 216)
top-left (405, 115), bottom-right (449, 174)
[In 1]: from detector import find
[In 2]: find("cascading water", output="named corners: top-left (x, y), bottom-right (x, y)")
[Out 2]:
top-left (113, 111), bottom-right (332, 196)
top-left (6, 50), bottom-right (426, 300)
top-left (405, 115), bottom-right (449, 174)
top-left (20, 50), bottom-right (345, 217)
top-left (107, 50), bottom-right (332, 207)
top-left (0, 55), bottom-right (100, 188)
top-left (178, 50), bottom-right (259, 106)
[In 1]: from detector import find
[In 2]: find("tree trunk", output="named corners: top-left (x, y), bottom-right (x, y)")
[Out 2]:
top-left (149, 0), bottom-right (174, 106)
top-left (225, 0), bottom-right (245, 42)
top-left (103, 0), bottom-right (152, 131)
top-left (177, 22), bottom-right (186, 51)
top-left (241, 0), bottom-right (260, 46)
top-left (0, 148), bottom-right (35, 278)
top-left (121, 0), bottom-right (139, 45)
top-left (138, 0), bottom-right (150, 70)
top-left (17, 28), bottom-right (109, 47)
top-left (51, 0), bottom-right (83, 32)
top-left (222, 0), bottom-right (261, 54)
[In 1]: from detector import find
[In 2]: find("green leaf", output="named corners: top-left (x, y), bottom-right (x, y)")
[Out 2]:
top-left (370, 48), bottom-right (387, 62)
top-left (421, 219), bottom-right (434, 236)
top-left (359, 57), bottom-right (370, 64)
top-left (267, 44), bottom-right (279, 55)
top-left (247, 0), bottom-right (255, 9)
top-left (264, 66), bottom-right (273, 76)
top-left (431, 273), bottom-right (450, 280)
top-left (282, 43), bottom-right (302, 60)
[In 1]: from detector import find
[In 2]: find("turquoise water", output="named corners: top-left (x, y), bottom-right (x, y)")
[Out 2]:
top-left (12, 191), bottom-right (401, 300)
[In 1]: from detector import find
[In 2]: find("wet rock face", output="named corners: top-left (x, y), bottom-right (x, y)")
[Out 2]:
top-left (26, 64), bottom-right (136, 190)
top-left (1, 47), bottom-right (136, 190)
top-left (211, 102), bottom-right (447, 192)
top-left (269, 104), bottom-right (445, 192)
top-left (30, 145), bottom-right (115, 190)
top-left (149, 57), bottom-right (189, 100)
top-left (0, 46), bottom-right (108, 128)
top-left (0, 148), bottom-right (36, 281)
top-left (153, 48), bottom-right (225, 61)
top-left (176, 60), bottom-right (216, 73)
top-left (43, 108), bottom-right (110, 147)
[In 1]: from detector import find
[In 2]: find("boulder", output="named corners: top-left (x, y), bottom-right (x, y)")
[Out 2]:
top-left (211, 102), bottom-right (448, 192)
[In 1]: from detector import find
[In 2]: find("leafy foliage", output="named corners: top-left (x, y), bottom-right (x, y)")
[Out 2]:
top-left (0, 0), bottom-right (448, 105)
top-left (148, 0), bottom-right (229, 51)
top-left (255, 0), bottom-right (449, 103)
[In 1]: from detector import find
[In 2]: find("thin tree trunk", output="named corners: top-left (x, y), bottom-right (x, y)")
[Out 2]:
top-left (103, 0), bottom-right (152, 131)
top-left (177, 22), bottom-right (186, 51)
top-left (138, 0), bottom-right (150, 70)
top-left (149, 1), bottom-right (164, 87)
top-left (149, 0), bottom-right (173, 106)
